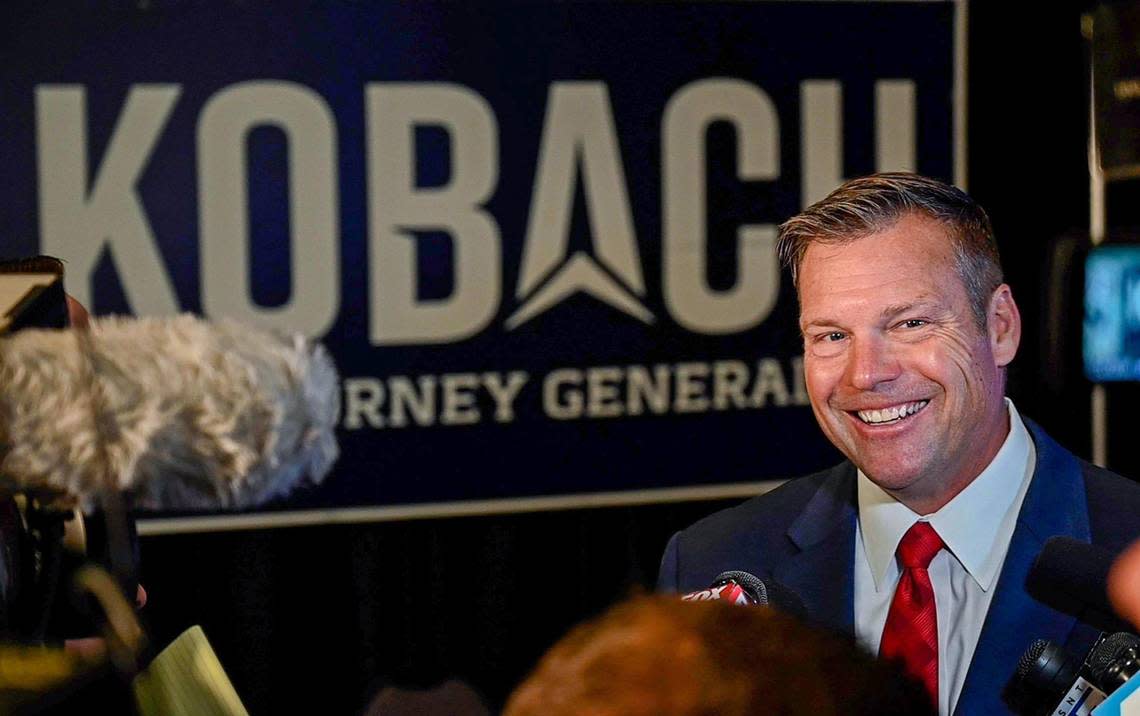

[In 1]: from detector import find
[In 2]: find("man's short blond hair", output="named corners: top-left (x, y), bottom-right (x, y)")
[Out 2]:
top-left (777, 173), bottom-right (1003, 328)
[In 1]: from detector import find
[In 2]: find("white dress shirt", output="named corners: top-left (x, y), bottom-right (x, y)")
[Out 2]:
top-left (853, 399), bottom-right (1036, 716)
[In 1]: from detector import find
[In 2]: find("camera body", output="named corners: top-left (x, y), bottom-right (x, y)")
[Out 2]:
top-left (0, 256), bottom-right (90, 641)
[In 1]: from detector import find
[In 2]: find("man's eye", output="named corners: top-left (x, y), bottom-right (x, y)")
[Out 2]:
top-left (824, 332), bottom-right (846, 342)
top-left (901, 319), bottom-right (927, 329)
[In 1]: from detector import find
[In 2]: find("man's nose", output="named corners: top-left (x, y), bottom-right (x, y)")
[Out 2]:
top-left (843, 335), bottom-right (900, 390)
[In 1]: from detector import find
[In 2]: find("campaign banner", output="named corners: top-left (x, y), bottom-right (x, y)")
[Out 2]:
top-left (0, 1), bottom-right (962, 528)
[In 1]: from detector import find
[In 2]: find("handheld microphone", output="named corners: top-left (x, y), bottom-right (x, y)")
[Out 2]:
top-left (0, 314), bottom-right (340, 511)
top-left (1087, 632), bottom-right (1139, 691)
top-left (1011, 639), bottom-right (1106, 715)
top-left (1027, 537), bottom-right (1138, 635)
top-left (1087, 633), bottom-right (1140, 691)
top-left (1088, 633), bottom-right (1140, 714)
top-left (1012, 634), bottom-right (1140, 715)
top-left (682, 571), bottom-right (769, 606)
top-left (679, 571), bottom-right (809, 620)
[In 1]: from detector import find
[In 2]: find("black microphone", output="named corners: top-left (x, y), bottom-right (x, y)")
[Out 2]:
top-left (682, 571), bottom-right (770, 606)
top-left (1085, 632), bottom-right (1140, 694)
top-left (1087, 636), bottom-right (1140, 714)
top-left (1010, 639), bottom-right (1104, 715)
top-left (1026, 537), bottom-right (1138, 635)
top-left (680, 571), bottom-right (808, 620)
top-left (1010, 633), bottom-right (1140, 715)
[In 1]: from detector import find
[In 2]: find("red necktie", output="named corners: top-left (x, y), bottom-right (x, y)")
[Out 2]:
top-left (879, 521), bottom-right (943, 709)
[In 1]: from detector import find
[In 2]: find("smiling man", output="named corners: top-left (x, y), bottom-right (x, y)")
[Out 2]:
top-left (657, 173), bottom-right (1140, 715)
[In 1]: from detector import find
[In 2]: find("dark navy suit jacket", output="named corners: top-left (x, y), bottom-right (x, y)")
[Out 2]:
top-left (658, 420), bottom-right (1140, 715)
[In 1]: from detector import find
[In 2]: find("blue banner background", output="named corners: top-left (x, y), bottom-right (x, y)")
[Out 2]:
top-left (0, 1), bottom-right (958, 514)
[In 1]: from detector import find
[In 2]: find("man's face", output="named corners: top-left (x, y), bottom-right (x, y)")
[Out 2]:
top-left (797, 213), bottom-right (1020, 512)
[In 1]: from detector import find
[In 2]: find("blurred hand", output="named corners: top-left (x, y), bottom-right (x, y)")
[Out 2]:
top-left (1108, 537), bottom-right (1140, 630)
top-left (63, 636), bottom-right (108, 663)
top-left (61, 584), bottom-right (147, 662)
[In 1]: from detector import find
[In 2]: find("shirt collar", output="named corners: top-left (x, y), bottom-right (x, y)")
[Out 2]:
top-left (857, 398), bottom-right (1034, 592)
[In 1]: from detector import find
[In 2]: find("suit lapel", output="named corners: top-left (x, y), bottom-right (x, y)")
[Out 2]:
top-left (953, 420), bottom-right (1092, 715)
top-left (763, 423), bottom-right (1094, 714)
top-left (772, 463), bottom-right (858, 636)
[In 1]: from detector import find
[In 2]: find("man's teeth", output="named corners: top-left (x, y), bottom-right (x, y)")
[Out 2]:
top-left (856, 400), bottom-right (928, 425)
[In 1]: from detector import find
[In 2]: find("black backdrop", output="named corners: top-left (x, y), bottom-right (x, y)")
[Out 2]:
top-left (139, 501), bottom-right (727, 713)
top-left (131, 2), bottom-right (1132, 714)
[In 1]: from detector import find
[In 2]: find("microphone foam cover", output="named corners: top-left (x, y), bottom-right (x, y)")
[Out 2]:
top-left (0, 314), bottom-right (340, 510)
top-left (1027, 536), bottom-right (1133, 633)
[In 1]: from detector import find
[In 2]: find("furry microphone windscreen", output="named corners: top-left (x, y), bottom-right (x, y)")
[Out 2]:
top-left (0, 314), bottom-right (340, 511)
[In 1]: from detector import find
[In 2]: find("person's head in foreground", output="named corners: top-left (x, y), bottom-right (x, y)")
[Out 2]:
top-left (503, 594), bottom-right (934, 716)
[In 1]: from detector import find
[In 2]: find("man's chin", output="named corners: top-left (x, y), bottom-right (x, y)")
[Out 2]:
top-left (863, 473), bottom-right (923, 495)
top-left (854, 460), bottom-right (926, 495)
top-left (858, 464), bottom-right (962, 514)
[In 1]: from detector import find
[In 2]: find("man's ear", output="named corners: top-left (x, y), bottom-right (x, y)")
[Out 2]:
top-left (988, 284), bottom-right (1021, 367)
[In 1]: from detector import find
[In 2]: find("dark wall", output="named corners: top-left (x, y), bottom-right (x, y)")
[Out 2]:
top-left (971, 1), bottom-right (1140, 478)
top-left (969, 2), bottom-right (1091, 454)
top-left (138, 500), bottom-right (737, 713)
top-left (136, 3), bottom-right (1127, 715)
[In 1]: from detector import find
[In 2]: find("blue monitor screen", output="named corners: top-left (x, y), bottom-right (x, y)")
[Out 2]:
top-left (1084, 245), bottom-right (1140, 381)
